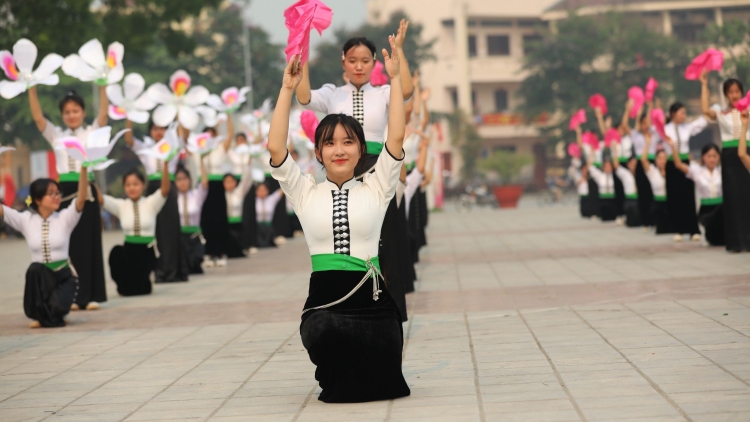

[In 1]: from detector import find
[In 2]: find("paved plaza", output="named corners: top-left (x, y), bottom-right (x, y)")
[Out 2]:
top-left (1, 202), bottom-right (749, 421)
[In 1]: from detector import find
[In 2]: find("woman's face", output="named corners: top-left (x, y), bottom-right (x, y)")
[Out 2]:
top-left (61, 101), bottom-right (85, 130)
top-left (124, 174), bottom-right (146, 201)
top-left (175, 171), bottom-right (191, 193)
top-left (703, 149), bottom-right (720, 170)
top-left (602, 161), bottom-right (613, 174)
top-left (150, 125), bottom-right (167, 142)
top-left (236, 134), bottom-right (247, 145)
top-left (639, 118), bottom-right (650, 133)
top-left (35, 183), bottom-right (62, 213)
top-left (727, 83), bottom-right (744, 107)
top-left (670, 107), bottom-right (687, 125)
top-left (342, 45), bottom-right (375, 87)
top-left (256, 184), bottom-right (269, 199)
top-left (655, 151), bottom-right (667, 171)
top-left (315, 124), bottom-right (362, 181)
top-left (223, 176), bottom-right (238, 193)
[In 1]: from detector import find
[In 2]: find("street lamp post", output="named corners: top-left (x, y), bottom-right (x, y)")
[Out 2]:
top-left (237, 0), bottom-right (254, 111)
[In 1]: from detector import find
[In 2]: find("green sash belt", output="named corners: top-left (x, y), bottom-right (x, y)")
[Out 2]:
top-left (701, 197), bottom-right (723, 206)
top-left (579, 194), bottom-right (588, 198)
top-left (259, 221), bottom-right (273, 226)
top-left (311, 254), bottom-right (381, 273)
top-left (722, 139), bottom-right (750, 148)
top-left (58, 172), bottom-right (94, 183)
top-left (181, 225), bottom-right (201, 234)
top-left (637, 153), bottom-right (656, 161)
top-left (208, 174), bottom-right (224, 182)
top-left (593, 162), bottom-right (602, 169)
top-left (654, 195), bottom-right (667, 202)
top-left (599, 193), bottom-right (615, 199)
top-left (43, 259), bottom-right (69, 271)
top-left (619, 156), bottom-right (630, 163)
top-left (625, 193), bottom-right (638, 200)
top-left (125, 235), bottom-right (155, 244)
top-left (228, 216), bottom-right (242, 224)
top-left (366, 141), bottom-right (383, 155)
top-left (148, 172), bottom-right (175, 182)
top-left (264, 172), bottom-right (272, 179)
top-left (405, 162), bottom-right (416, 171)
top-left (667, 152), bottom-right (689, 161)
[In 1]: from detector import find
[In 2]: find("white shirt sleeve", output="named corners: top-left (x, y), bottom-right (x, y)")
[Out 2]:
top-left (710, 103), bottom-right (722, 118)
top-left (145, 189), bottom-right (168, 214)
top-left (301, 84), bottom-right (336, 113)
top-left (41, 119), bottom-right (58, 145)
top-left (1, 205), bottom-right (28, 235)
top-left (685, 162), bottom-right (700, 182)
top-left (270, 151), bottom-right (315, 213)
top-left (615, 166), bottom-right (628, 181)
top-left (102, 195), bottom-right (124, 217)
top-left (587, 165), bottom-right (603, 179)
top-left (195, 184), bottom-right (208, 206)
top-left (130, 137), bottom-right (147, 152)
top-left (59, 202), bottom-right (83, 231)
top-left (689, 116), bottom-right (708, 135)
top-left (404, 168), bottom-right (423, 206)
top-left (361, 145), bottom-right (404, 207)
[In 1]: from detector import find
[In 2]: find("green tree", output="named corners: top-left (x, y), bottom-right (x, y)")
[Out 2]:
top-left (447, 109), bottom-right (483, 180)
top-left (308, 10), bottom-right (435, 89)
top-left (518, 13), bottom-right (692, 145)
top-left (701, 20), bottom-right (750, 83)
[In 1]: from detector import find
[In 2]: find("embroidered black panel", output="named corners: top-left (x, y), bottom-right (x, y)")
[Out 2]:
top-left (331, 190), bottom-right (351, 255)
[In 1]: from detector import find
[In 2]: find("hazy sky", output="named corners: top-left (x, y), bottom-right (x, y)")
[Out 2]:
top-left (246, 0), bottom-right (369, 55)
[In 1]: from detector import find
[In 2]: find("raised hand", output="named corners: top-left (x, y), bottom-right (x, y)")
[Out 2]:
top-left (282, 55), bottom-right (304, 91)
top-left (741, 111), bottom-right (749, 127)
top-left (395, 19), bottom-right (409, 50)
top-left (699, 69), bottom-right (708, 85)
top-left (383, 35), bottom-right (401, 79)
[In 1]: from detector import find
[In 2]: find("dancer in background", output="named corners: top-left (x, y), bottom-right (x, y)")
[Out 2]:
top-left (0, 167), bottom-right (89, 327)
top-left (700, 71), bottom-right (750, 252)
top-left (740, 113), bottom-right (750, 171)
top-left (623, 99), bottom-right (657, 230)
top-left (611, 143), bottom-right (641, 227)
top-left (99, 163), bottom-right (170, 296)
top-left (224, 165), bottom-right (255, 257)
top-left (175, 159), bottom-right (208, 274)
top-left (269, 39), bottom-right (410, 402)
top-left (125, 119), bottom-right (187, 281)
top-left (228, 132), bottom-right (260, 253)
top-left (255, 182), bottom-right (284, 248)
top-left (640, 132), bottom-right (671, 235)
top-left (29, 87), bottom-right (107, 311)
top-left (666, 138), bottom-right (724, 246)
top-left (200, 118), bottom-right (235, 267)
top-left (579, 126), bottom-right (617, 221)
top-left (663, 102), bottom-right (707, 242)
top-left (569, 159), bottom-right (592, 218)
top-left (295, 20), bottom-right (413, 178)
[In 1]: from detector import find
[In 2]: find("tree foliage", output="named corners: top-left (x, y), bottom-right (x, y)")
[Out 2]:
top-left (308, 10), bottom-right (435, 89)
top-left (701, 20), bottom-right (750, 83)
top-left (518, 13), bottom-right (693, 145)
top-left (447, 109), bottom-right (483, 180)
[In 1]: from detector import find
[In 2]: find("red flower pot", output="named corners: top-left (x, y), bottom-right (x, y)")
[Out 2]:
top-left (492, 185), bottom-right (524, 209)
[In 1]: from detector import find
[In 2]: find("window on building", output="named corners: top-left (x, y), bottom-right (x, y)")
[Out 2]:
top-left (441, 19), bottom-right (454, 28)
top-left (494, 90), bottom-right (508, 111)
top-left (450, 89), bottom-right (458, 109)
top-left (487, 35), bottom-right (510, 56)
top-left (471, 90), bottom-right (477, 108)
top-left (481, 20), bottom-right (512, 27)
top-left (523, 35), bottom-right (543, 56)
top-left (468, 35), bottom-right (477, 57)
top-left (673, 23), bottom-right (705, 43)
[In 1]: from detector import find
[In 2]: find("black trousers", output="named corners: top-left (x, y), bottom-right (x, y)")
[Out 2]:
top-left (635, 161), bottom-right (654, 227)
top-left (721, 147), bottom-right (750, 252)
top-left (24, 264), bottom-right (77, 327)
top-left (180, 233), bottom-right (205, 274)
top-left (147, 180), bottom-right (189, 282)
top-left (699, 204), bottom-right (725, 246)
top-left (109, 242), bottom-right (155, 296)
top-left (666, 162), bottom-right (699, 235)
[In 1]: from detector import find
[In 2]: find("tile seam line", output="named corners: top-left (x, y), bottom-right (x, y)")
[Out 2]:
top-left (517, 309), bottom-right (588, 422)
top-left (570, 306), bottom-right (693, 422)
top-left (726, 297), bottom-right (750, 310)
top-left (205, 327), bottom-right (298, 421)
top-left (456, 258), bottom-right (486, 422)
top-left (290, 384), bottom-right (319, 422)
top-left (387, 274), bottom-right (419, 422)
top-left (675, 300), bottom-right (750, 340)
top-left (116, 324), bottom-right (252, 422)
top-left (0, 330), bottom-right (102, 377)
top-left (2, 328), bottom-right (152, 408)
top-left (38, 326), bottom-right (194, 421)
top-left (623, 303), bottom-right (750, 389)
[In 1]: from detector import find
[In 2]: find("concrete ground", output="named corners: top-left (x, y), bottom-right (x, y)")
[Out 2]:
top-left (0, 202), bottom-right (749, 422)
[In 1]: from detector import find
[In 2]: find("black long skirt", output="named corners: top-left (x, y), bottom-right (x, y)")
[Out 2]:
top-left (241, 185), bottom-right (259, 248)
top-left (257, 223), bottom-right (277, 248)
top-left (407, 196), bottom-right (421, 264)
top-left (651, 200), bottom-right (673, 235)
top-left (59, 181), bottom-right (106, 306)
top-left (419, 189), bottom-right (429, 242)
top-left (587, 178), bottom-right (600, 219)
top-left (180, 233), bottom-right (205, 274)
top-left (666, 162), bottom-right (700, 235)
top-left (227, 222), bottom-right (247, 258)
top-left (580, 195), bottom-right (595, 218)
top-left (300, 270), bottom-right (410, 403)
top-left (635, 161), bottom-right (655, 227)
top-left (201, 180), bottom-right (232, 258)
top-left (147, 180), bottom-right (189, 282)
top-left (699, 203), bottom-right (725, 246)
top-left (109, 242), bottom-right (155, 296)
top-left (721, 147), bottom-right (750, 252)
top-left (354, 153), bottom-right (379, 179)
top-left (598, 197), bottom-right (618, 222)
top-left (614, 172), bottom-right (625, 217)
top-left (398, 200), bottom-right (416, 293)
top-left (378, 198), bottom-right (409, 322)
top-left (24, 263), bottom-right (78, 327)
top-left (624, 199), bottom-right (641, 227)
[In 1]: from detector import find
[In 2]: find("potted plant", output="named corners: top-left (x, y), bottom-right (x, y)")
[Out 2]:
top-left (478, 150), bottom-right (533, 208)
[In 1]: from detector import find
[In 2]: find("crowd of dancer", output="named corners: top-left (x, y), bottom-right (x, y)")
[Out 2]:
top-left (0, 9), bottom-right (434, 403)
top-left (568, 71), bottom-right (750, 252)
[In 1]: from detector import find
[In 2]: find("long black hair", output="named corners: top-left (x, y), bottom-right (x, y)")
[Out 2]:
top-left (701, 143), bottom-right (720, 157)
top-left (666, 102), bottom-right (685, 124)
top-left (28, 178), bottom-right (60, 212)
top-left (58, 90), bottom-right (85, 112)
top-left (342, 37), bottom-right (376, 58)
top-left (122, 168), bottom-right (145, 186)
top-left (313, 114), bottom-right (367, 165)
top-left (723, 79), bottom-right (744, 97)
top-left (175, 164), bottom-right (191, 182)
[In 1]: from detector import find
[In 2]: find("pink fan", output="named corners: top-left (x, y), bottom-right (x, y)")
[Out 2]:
top-left (567, 142), bottom-right (580, 158)
top-left (588, 94), bottom-right (607, 116)
top-left (604, 128), bottom-right (620, 147)
top-left (300, 110), bottom-right (319, 143)
top-left (628, 86), bottom-right (644, 119)
top-left (569, 108), bottom-right (586, 130)
top-left (285, 3), bottom-right (317, 70)
top-left (370, 61), bottom-right (389, 86)
top-left (645, 77), bottom-right (658, 102)
top-left (734, 92), bottom-right (750, 112)
top-left (685, 48), bottom-right (724, 80)
top-left (284, 0), bottom-right (332, 36)
top-left (582, 131), bottom-right (600, 150)
top-left (651, 108), bottom-right (667, 139)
